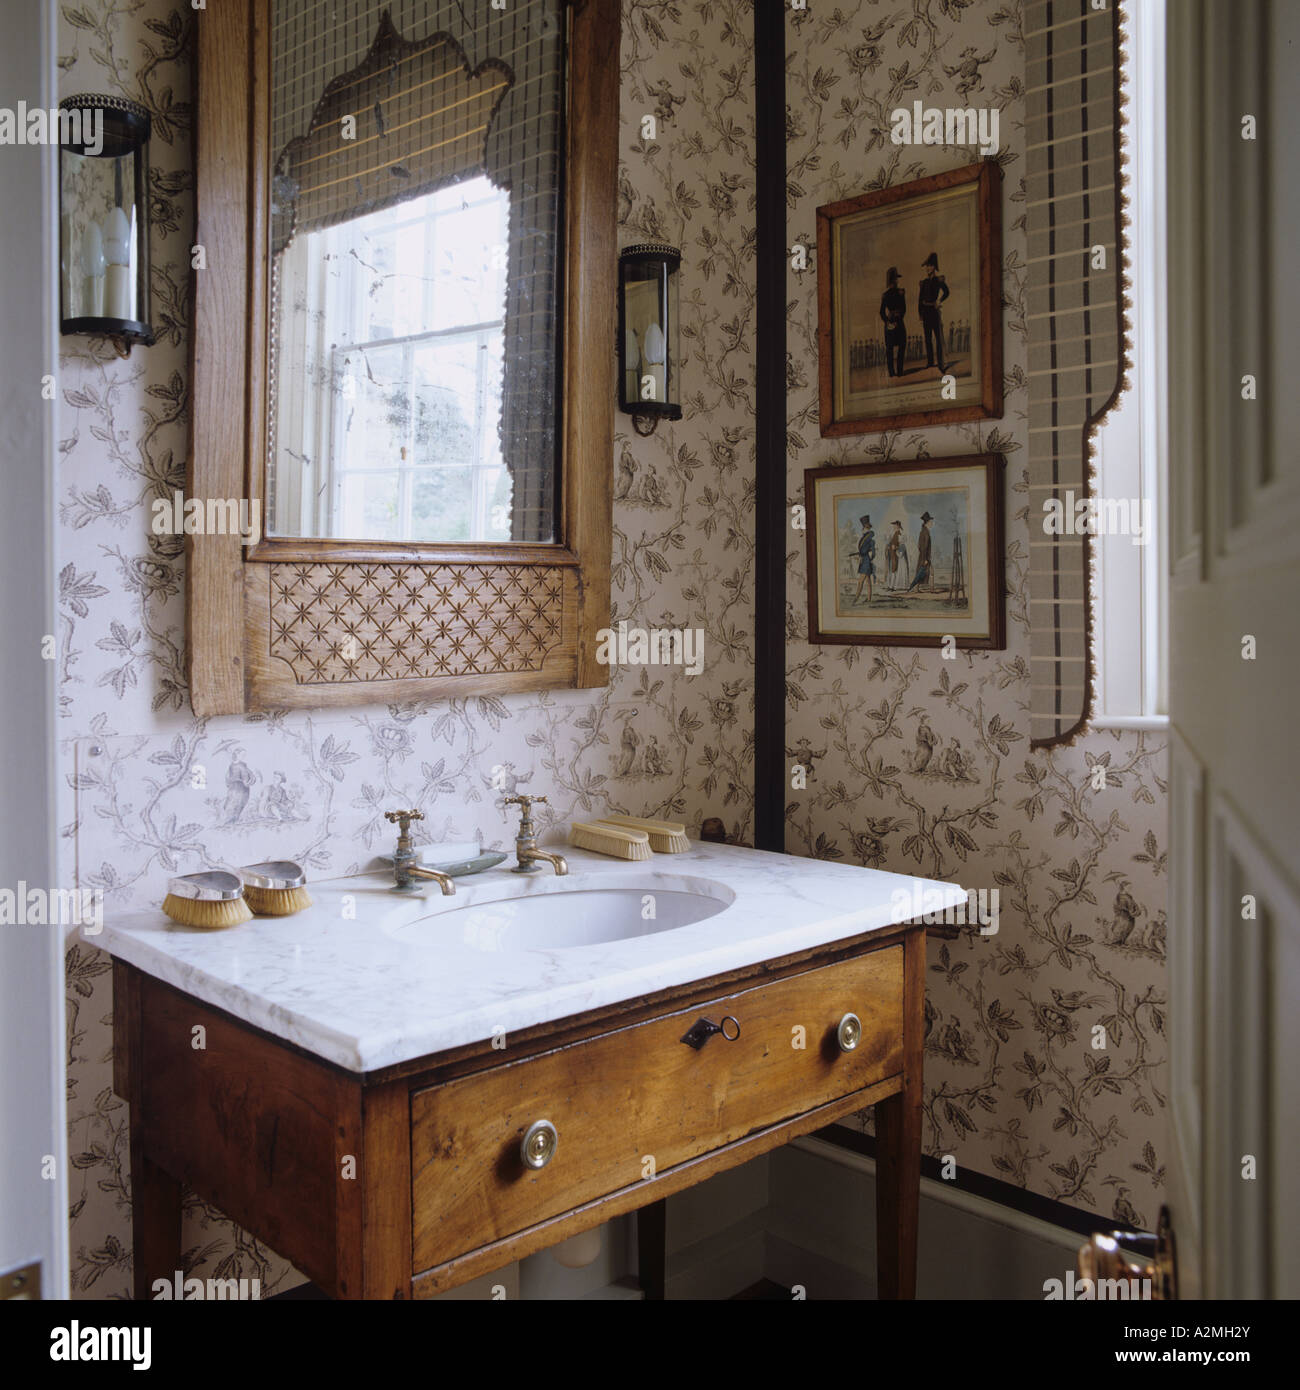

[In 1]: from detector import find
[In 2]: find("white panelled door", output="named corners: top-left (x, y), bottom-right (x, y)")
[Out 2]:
top-left (1165, 0), bottom-right (1300, 1300)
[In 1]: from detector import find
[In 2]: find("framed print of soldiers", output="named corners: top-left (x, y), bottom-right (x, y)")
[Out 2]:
top-left (919, 252), bottom-right (949, 372)
top-left (852, 515), bottom-right (876, 603)
top-left (879, 267), bottom-right (907, 377)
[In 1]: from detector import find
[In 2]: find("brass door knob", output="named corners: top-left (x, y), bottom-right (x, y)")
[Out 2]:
top-left (521, 1119), bottom-right (558, 1170)
top-left (837, 1012), bottom-right (862, 1052)
top-left (1076, 1205), bottom-right (1178, 1299)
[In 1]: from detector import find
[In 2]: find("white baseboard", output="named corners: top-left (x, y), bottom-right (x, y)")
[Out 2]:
top-left (765, 1136), bottom-right (1080, 1300)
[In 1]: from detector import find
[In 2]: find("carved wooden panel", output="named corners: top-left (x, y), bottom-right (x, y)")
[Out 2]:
top-left (241, 560), bottom-right (577, 708)
top-left (267, 560), bottom-right (566, 683)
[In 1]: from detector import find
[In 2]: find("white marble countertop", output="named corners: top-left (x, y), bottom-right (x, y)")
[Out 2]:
top-left (97, 843), bottom-right (966, 1074)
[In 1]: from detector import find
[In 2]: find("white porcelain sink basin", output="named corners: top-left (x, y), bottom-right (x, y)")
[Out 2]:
top-left (396, 876), bottom-right (735, 952)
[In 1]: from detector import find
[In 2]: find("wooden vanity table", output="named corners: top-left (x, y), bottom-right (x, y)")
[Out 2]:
top-left (114, 918), bottom-right (925, 1299)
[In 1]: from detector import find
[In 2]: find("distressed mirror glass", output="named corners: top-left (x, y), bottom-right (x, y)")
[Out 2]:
top-left (265, 1), bottom-right (564, 544)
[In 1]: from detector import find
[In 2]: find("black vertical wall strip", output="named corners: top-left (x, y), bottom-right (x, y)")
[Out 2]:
top-left (753, 1), bottom-right (786, 852)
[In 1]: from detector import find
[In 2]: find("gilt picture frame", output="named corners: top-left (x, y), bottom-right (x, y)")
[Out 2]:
top-left (805, 454), bottom-right (1005, 649)
top-left (816, 161), bottom-right (1002, 435)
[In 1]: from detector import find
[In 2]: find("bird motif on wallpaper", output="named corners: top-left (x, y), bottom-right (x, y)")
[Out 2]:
top-left (936, 1019), bottom-right (980, 1066)
top-left (842, 817), bottom-right (903, 869)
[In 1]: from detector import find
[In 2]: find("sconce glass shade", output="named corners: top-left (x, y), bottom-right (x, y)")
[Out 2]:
top-left (618, 243), bottom-right (681, 420)
top-left (58, 95), bottom-right (154, 346)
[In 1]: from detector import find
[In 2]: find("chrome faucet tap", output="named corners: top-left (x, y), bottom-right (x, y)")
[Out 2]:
top-left (384, 809), bottom-right (455, 895)
top-left (504, 795), bottom-right (568, 876)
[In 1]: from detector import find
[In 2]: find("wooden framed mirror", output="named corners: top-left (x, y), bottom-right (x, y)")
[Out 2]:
top-left (187, 0), bottom-right (617, 715)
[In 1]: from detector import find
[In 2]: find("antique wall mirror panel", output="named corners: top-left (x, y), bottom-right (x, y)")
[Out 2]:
top-left (189, 0), bottom-right (617, 714)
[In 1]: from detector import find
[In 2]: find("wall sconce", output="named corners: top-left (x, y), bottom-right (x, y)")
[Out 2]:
top-left (58, 95), bottom-right (154, 355)
top-left (618, 243), bottom-right (681, 436)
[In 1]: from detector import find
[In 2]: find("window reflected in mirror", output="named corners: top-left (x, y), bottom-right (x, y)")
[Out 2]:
top-left (265, 2), bottom-right (564, 545)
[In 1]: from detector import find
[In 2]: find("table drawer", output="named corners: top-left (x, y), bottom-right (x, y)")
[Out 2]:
top-left (410, 945), bottom-right (903, 1271)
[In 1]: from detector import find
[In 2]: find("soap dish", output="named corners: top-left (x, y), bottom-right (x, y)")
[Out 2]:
top-left (379, 850), bottom-right (509, 878)
top-left (428, 850), bottom-right (508, 877)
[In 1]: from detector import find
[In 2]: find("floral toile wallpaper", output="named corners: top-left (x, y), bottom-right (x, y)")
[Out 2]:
top-left (55, 0), bottom-right (1166, 1300)
top-left (783, 0), bottom-right (1168, 1229)
top-left (57, 0), bottom-right (756, 1296)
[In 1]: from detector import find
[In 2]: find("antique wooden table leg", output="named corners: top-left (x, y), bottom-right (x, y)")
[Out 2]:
top-left (637, 1199), bottom-right (667, 1300)
top-left (129, 1152), bottom-right (182, 1300)
top-left (114, 962), bottom-right (183, 1300)
top-left (873, 926), bottom-right (923, 1299)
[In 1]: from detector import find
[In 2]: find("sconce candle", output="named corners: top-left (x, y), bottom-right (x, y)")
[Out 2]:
top-left (58, 95), bottom-right (154, 348)
top-left (618, 243), bottom-right (681, 429)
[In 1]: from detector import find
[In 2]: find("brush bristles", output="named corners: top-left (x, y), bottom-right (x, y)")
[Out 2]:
top-left (243, 885), bottom-right (313, 916)
top-left (597, 815), bottom-right (689, 849)
top-left (568, 822), bottom-right (653, 860)
top-left (595, 814), bottom-right (690, 853)
top-left (161, 894), bottom-right (253, 929)
top-left (645, 829), bottom-right (690, 853)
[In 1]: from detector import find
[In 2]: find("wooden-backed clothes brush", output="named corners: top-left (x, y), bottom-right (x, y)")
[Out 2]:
top-left (593, 814), bottom-right (690, 853)
top-left (567, 821), bottom-right (653, 860)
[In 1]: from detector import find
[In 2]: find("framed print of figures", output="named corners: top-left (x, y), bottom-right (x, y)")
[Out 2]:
top-left (805, 454), bottom-right (1005, 649)
top-left (816, 162), bottom-right (1002, 435)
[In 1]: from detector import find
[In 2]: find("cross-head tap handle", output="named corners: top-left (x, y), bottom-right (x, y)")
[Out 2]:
top-left (384, 808), bottom-right (424, 846)
top-left (503, 794), bottom-right (547, 835)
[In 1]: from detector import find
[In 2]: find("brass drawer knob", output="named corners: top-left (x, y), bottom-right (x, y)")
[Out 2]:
top-left (836, 1012), bottom-right (862, 1053)
top-left (521, 1119), bottom-right (558, 1170)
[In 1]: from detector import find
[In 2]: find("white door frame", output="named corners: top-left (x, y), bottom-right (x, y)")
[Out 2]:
top-left (0, 0), bottom-right (68, 1301)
